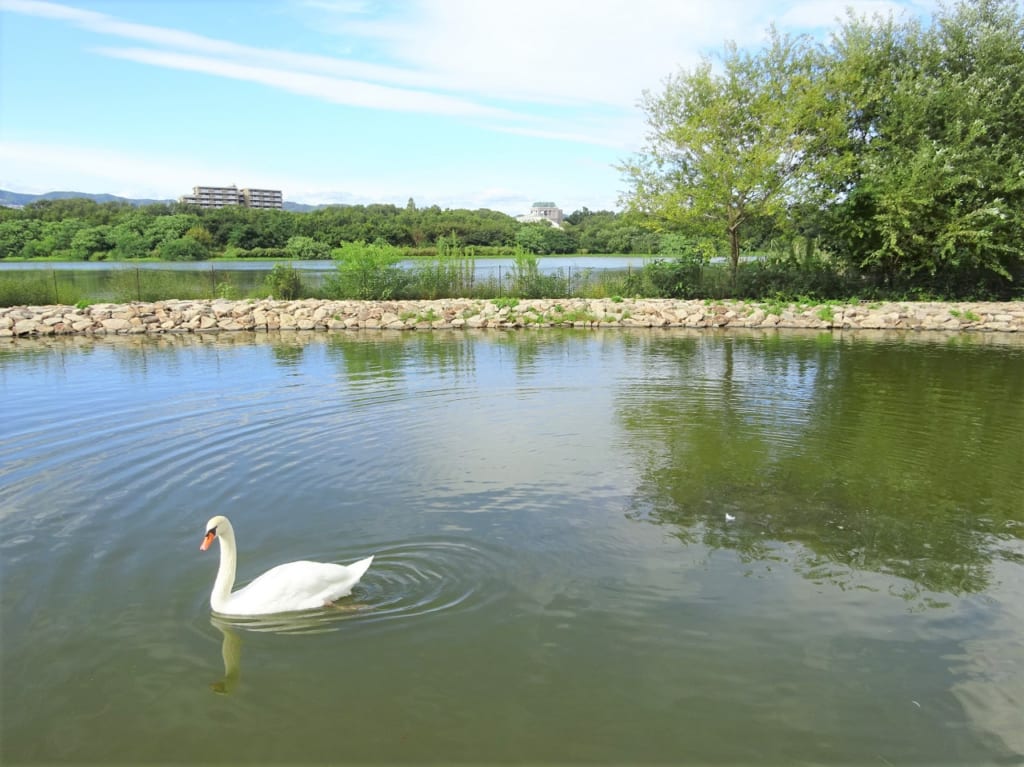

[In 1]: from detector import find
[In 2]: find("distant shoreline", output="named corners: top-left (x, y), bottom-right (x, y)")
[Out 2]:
top-left (3, 298), bottom-right (1022, 339)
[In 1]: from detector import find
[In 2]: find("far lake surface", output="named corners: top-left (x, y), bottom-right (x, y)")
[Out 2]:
top-left (1, 328), bottom-right (1022, 764)
top-left (0, 257), bottom-right (649, 300)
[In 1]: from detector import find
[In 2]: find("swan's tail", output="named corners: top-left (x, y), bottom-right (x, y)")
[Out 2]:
top-left (346, 554), bottom-right (374, 582)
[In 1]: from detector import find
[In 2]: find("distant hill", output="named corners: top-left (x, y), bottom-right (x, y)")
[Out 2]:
top-left (0, 189), bottom-right (321, 212)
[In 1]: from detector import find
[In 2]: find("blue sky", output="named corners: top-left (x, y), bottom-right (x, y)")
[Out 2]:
top-left (1, 0), bottom-right (938, 215)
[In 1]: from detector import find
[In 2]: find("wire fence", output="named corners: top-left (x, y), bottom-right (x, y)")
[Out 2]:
top-left (0, 262), bottom-right (645, 306)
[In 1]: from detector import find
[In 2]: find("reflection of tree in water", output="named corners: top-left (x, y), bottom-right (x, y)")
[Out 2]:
top-left (618, 332), bottom-right (1024, 598)
top-left (325, 331), bottom-right (478, 398)
top-left (270, 338), bottom-right (305, 367)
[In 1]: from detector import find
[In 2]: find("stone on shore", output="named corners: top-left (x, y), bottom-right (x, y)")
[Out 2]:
top-left (1, 298), bottom-right (1022, 338)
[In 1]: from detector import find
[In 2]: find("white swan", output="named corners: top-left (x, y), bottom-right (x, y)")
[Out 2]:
top-left (200, 515), bottom-right (373, 616)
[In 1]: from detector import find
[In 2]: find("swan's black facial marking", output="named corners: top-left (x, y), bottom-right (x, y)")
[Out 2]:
top-left (207, 525), bottom-right (218, 536)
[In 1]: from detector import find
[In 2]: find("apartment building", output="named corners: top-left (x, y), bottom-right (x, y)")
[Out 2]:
top-left (180, 185), bottom-right (283, 210)
top-left (241, 188), bottom-right (284, 209)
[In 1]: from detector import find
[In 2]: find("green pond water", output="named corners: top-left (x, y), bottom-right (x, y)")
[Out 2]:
top-left (1, 328), bottom-right (1022, 765)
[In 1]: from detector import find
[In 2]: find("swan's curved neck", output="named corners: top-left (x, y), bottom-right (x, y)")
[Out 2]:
top-left (211, 532), bottom-right (237, 612)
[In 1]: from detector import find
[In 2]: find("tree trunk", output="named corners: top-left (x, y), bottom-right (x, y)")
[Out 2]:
top-left (729, 226), bottom-right (741, 287)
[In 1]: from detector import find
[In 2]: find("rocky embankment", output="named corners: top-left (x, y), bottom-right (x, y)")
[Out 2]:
top-left (2, 297), bottom-right (1022, 337)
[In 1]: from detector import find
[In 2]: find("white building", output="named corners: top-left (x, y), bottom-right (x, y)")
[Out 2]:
top-left (516, 201), bottom-right (564, 227)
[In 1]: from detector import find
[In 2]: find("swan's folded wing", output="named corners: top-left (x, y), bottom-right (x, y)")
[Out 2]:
top-left (224, 558), bottom-right (371, 615)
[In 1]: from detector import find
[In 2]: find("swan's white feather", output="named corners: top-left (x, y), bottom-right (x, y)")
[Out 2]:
top-left (221, 556), bottom-right (374, 616)
top-left (202, 515), bottom-right (374, 616)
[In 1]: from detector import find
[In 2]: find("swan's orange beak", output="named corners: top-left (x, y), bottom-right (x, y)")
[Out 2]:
top-left (200, 530), bottom-right (216, 551)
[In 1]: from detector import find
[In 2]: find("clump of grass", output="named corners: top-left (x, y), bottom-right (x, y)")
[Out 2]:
top-left (263, 263), bottom-right (306, 300)
top-left (0, 273), bottom-right (63, 307)
top-left (950, 308), bottom-right (980, 322)
top-left (558, 309), bottom-right (598, 324)
top-left (409, 234), bottom-right (476, 299)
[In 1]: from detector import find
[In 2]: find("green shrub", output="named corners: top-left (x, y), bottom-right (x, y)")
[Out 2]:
top-left (507, 249), bottom-right (568, 298)
top-left (265, 263), bottom-right (305, 300)
top-left (323, 240), bottom-right (409, 300)
top-left (409, 234), bottom-right (476, 298)
top-left (157, 236), bottom-right (209, 261)
top-left (285, 235), bottom-right (332, 260)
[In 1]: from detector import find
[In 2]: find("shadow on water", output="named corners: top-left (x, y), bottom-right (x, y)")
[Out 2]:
top-left (616, 332), bottom-right (1024, 603)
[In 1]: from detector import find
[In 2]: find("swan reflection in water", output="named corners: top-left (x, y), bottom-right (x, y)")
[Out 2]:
top-left (208, 604), bottom-right (367, 695)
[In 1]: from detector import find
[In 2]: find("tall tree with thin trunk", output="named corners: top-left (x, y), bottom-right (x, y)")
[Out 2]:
top-left (620, 29), bottom-right (821, 282)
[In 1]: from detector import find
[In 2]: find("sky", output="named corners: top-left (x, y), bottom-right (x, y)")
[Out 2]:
top-left (0, 0), bottom-right (940, 215)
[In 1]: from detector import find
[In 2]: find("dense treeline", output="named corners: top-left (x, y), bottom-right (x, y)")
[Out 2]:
top-left (0, 197), bottom-right (677, 261)
top-left (623, 0), bottom-right (1024, 299)
top-left (2, 0), bottom-right (1021, 301)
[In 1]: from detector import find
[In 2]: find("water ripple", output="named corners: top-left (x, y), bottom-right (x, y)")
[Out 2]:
top-left (207, 538), bottom-right (508, 636)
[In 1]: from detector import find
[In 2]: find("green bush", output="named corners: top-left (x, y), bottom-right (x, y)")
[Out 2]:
top-left (264, 263), bottom-right (305, 300)
top-left (642, 256), bottom-right (704, 298)
top-left (409, 234), bottom-right (476, 298)
top-left (323, 240), bottom-right (409, 299)
top-left (157, 236), bottom-right (208, 261)
top-left (285, 235), bottom-right (332, 260)
top-left (507, 249), bottom-right (568, 298)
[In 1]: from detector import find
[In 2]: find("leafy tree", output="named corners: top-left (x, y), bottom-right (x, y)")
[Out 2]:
top-left (68, 225), bottom-right (113, 260)
top-left (514, 222), bottom-right (577, 254)
top-left (184, 225), bottom-right (215, 250)
top-left (108, 222), bottom-right (151, 260)
top-left (284, 235), bottom-right (331, 260)
top-left (0, 219), bottom-right (40, 259)
top-left (815, 0), bottom-right (1024, 295)
top-left (621, 29), bottom-right (823, 280)
top-left (157, 236), bottom-right (208, 261)
top-left (144, 214), bottom-right (200, 250)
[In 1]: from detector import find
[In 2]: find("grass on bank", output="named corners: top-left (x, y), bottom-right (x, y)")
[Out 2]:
top-left (1, 239), bottom-right (1020, 308)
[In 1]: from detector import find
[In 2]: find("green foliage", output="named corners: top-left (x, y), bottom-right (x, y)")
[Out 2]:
top-left (68, 225), bottom-right (113, 261)
top-left (0, 272), bottom-right (66, 306)
top-left (507, 249), bottom-right (568, 298)
top-left (284, 235), bottom-right (332, 260)
top-left (514, 222), bottom-right (578, 254)
top-left (734, 240), bottom-right (856, 300)
top-left (809, 0), bottom-right (1024, 297)
top-left (264, 263), bottom-right (305, 300)
top-left (238, 247), bottom-right (288, 259)
top-left (622, 28), bottom-right (822, 278)
top-left (157, 236), bottom-right (209, 261)
top-left (108, 268), bottom-right (214, 302)
top-left (409, 233), bottom-right (477, 299)
top-left (323, 240), bottom-right (409, 300)
top-left (184, 225), bottom-right (215, 249)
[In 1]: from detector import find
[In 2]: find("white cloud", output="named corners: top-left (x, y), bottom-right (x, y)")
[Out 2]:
top-left (92, 47), bottom-right (522, 120)
top-left (325, 0), bottom-right (766, 107)
top-left (0, 0), bottom-right (939, 148)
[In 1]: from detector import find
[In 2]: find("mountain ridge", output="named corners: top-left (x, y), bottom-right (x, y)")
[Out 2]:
top-left (0, 189), bottom-right (320, 212)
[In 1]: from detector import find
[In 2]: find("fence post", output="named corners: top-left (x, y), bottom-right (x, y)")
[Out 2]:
top-left (210, 265), bottom-right (216, 298)
top-left (52, 269), bottom-right (59, 304)
top-left (136, 267), bottom-right (142, 302)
